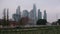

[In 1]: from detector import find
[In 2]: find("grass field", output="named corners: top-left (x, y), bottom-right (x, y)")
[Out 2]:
top-left (0, 26), bottom-right (60, 34)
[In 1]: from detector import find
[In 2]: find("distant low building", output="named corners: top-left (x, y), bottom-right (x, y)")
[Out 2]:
top-left (19, 17), bottom-right (29, 25)
top-left (9, 21), bottom-right (18, 27)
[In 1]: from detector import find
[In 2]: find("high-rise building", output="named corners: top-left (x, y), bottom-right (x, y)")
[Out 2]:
top-left (38, 9), bottom-right (42, 19)
top-left (22, 10), bottom-right (29, 17)
top-left (33, 4), bottom-right (36, 20)
top-left (43, 10), bottom-right (47, 20)
top-left (29, 4), bottom-right (36, 20)
top-left (33, 4), bottom-right (37, 25)
top-left (12, 6), bottom-right (21, 22)
top-left (29, 9), bottom-right (34, 19)
top-left (29, 4), bottom-right (37, 25)
top-left (12, 14), bottom-right (20, 22)
top-left (29, 9), bottom-right (35, 25)
top-left (16, 6), bottom-right (21, 15)
top-left (16, 6), bottom-right (21, 21)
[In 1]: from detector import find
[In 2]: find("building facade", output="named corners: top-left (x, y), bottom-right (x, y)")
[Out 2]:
top-left (12, 6), bottom-right (21, 22)
top-left (43, 10), bottom-right (47, 20)
top-left (22, 10), bottom-right (29, 18)
top-left (38, 9), bottom-right (42, 19)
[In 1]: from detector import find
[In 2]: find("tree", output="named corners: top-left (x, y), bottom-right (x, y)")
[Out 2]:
top-left (36, 19), bottom-right (47, 25)
top-left (51, 22), bottom-right (57, 25)
top-left (57, 19), bottom-right (60, 25)
top-left (2, 8), bottom-right (9, 26)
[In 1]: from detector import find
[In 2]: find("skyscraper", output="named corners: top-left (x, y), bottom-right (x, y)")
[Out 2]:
top-left (29, 9), bottom-right (34, 19)
top-left (33, 4), bottom-right (36, 20)
top-left (16, 6), bottom-right (21, 21)
top-left (29, 9), bottom-right (35, 25)
top-left (16, 6), bottom-right (21, 15)
top-left (43, 10), bottom-right (47, 20)
top-left (38, 9), bottom-right (42, 19)
top-left (29, 4), bottom-right (36, 20)
top-left (29, 4), bottom-right (37, 25)
top-left (12, 6), bottom-right (21, 22)
top-left (13, 14), bottom-right (20, 22)
top-left (22, 10), bottom-right (29, 17)
top-left (33, 4), bottom-right (37, 25)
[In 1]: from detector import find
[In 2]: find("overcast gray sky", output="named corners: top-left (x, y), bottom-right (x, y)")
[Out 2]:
top-left (0, 0), bottom-right (60, 22)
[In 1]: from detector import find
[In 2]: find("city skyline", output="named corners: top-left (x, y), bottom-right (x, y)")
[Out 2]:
top-left (12, 4), bottom-right (46, 25)
top-left (0, 0), bottom-right (60, 22)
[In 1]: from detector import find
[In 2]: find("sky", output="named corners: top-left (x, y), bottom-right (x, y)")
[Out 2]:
top-left (0, 0), bottom-right (60, 23)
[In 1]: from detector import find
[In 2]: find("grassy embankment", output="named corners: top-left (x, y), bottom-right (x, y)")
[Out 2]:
top-left (0, 26), bottom-right (60, 34)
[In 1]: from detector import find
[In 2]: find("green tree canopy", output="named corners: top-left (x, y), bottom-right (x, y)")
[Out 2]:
top-left (36, 19), bottom-right (47, 25)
